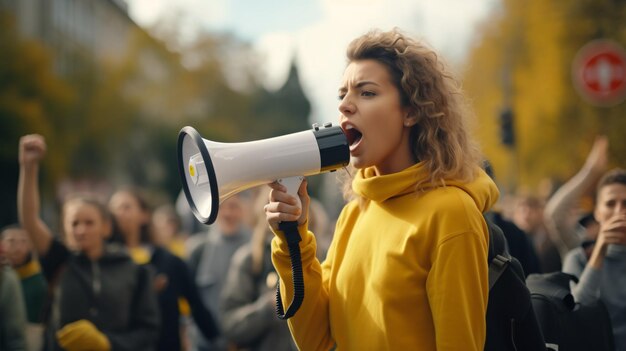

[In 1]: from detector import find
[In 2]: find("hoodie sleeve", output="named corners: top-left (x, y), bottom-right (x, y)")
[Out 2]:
top-left (426, 229), bottom-right (489, 351)
top-left (271, 221), bottom-right (335, 351)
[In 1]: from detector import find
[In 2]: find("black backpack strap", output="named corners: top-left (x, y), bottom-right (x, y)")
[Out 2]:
top-left (484, 214), bottom-right (512, 290)
top-left (489, 254), bottom-right (511, 290)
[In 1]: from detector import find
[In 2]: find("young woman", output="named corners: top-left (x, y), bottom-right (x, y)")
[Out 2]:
top-left (18, 134), bottom-right (160, 351)
top-left (221, 188), bottom-right (296, 351)
top-left (0, 258), bottom-right (27, 351)
top-left (1, 225), bottom-right (47, 351)
top-left (108, 189), bottom-right (219, 351)
top-left (265, 29), bottom-right (499, 350)
top-left (563, 168), bottom-right (626, 351)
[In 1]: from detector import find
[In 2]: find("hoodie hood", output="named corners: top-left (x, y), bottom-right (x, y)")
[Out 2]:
top-left (352, 162), bottom-right (499, 213)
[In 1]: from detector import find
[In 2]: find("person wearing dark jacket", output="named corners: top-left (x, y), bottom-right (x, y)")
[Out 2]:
top-left (483, 161), bottom-right (542, 276)
top-left (221, 189), bottom-right (296, 351)
top-left (150, 245), bottom-right (220, 351)
top-left (0, 264), bottom-right (27, 351)
top-left (2, 225), bottom-right (48, 351)
top-left (487, 212), bottom-right (542, 276)
top-left (18, 134), bottom-right (160, 351)
top-left (109, 189), bottom-right (220, 351)
top-left (187, 194), bottom-right (251, 351)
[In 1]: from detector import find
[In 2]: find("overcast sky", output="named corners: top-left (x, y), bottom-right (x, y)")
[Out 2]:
top-left (127, 0), bottom-right (496, 126)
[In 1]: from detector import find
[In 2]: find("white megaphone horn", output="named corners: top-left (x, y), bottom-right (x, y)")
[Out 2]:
top-left (178, 123), bottom-right (350, 224)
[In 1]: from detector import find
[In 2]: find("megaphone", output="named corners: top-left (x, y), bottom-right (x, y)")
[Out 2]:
top-left (177, 123), bottom-right (350, 225)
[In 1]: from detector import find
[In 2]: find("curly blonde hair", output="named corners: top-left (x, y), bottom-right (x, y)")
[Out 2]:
top-left (341, 28), bottom-right (482, 198)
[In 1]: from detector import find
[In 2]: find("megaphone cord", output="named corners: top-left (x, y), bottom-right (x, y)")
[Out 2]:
top-left (275, 221), bottom-right (305, 320)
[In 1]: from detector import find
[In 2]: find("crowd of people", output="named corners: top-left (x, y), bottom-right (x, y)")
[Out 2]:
top-left (1, 28), bottom-right (624, 351)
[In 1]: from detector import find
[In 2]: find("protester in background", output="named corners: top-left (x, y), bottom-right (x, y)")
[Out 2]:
top-left (576, 213), bottom-right (600, 260)
top-left (544, 136), bottom-right (608, 259)
top-left (563, 168), bottom-right (626, 351)
top-left (221, 188), bottom-right (297, 351)
top-left (18, 134), bottom-right (160, 351)
top-left (488, 211), bottom-right (542, 276)
top-left (151, 203), bottom-right (195, 350)
top-left (0, 262), bottom-right (27, 351)
top-left (153, 204), bottom-right (188, 258)
top-left (266, 29), bottom-right (499, 350)
top-left (545, 136), bottom-right (608, 253)
top-left (483, 161), bottom-right (541, 276)
top-left (109, 189), bottom-right (219, 351)
top-left (513, 194), bottom-right (561, 272)
top-left (1, 225), bottom-right (47, 351)
top-left (187, 193), bottom-right (251, 351)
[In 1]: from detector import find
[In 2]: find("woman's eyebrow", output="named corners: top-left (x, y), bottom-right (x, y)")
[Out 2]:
top-left (355, 81), bottom-right (379, 88)
top-left (338, 80), bottom-right (380, 93)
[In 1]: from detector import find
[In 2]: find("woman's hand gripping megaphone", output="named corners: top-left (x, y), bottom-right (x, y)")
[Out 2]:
top-left (265, 176), bottom-right (310, 232)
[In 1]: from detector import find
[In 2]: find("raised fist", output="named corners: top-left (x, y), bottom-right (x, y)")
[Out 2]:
top-left (19, 134), bottom-right (47, 166)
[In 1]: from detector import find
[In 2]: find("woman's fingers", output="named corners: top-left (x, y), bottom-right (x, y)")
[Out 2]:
top-left (598, 216), bottom-right (626, 247)
top-left (19, 134), bottom-right (47, 165)
top-left (266, 184), bottom-right (300, 230)
top-left (269, 187), bottom-right (299, 206)
top-left (265, 178), bottom-right (310, 230)
top-left (601, 216), bottom-right (626, 233)
top-left (264, 199), bottom-right (302, 217)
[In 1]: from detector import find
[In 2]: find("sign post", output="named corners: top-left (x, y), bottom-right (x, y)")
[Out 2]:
top-left (572, 39), bottom-right (626, 107)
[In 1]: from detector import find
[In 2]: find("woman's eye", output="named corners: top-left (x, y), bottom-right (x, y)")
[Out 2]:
top-left (337, 94), bottom-right (345, 101)
top-left (361, 91), bottom-right (376, 97)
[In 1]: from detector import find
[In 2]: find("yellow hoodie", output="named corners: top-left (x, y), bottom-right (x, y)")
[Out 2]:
top-left (271, 162), bottom-right (499, 351)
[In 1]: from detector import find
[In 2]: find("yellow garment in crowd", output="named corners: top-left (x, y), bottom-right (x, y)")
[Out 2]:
top-left (271, 162), bottom-right (499, 351)
top-left (129, 247), bottom-right (152, 265)
top-left (129, 246), bottom-right (191, 316)
top-left (15, 259), bottom-right (41, 279)
top-left (56, 319), bottom-right (111, 351)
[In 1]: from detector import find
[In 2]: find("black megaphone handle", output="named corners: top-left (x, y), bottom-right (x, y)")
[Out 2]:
top-left (275, 220), bottom-right (304, 319)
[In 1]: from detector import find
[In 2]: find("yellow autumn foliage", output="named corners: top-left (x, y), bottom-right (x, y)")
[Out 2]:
top-left (464, 0), bottom-right (626, 196)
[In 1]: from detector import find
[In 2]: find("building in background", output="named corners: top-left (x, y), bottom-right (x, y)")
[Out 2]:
top-left (3, 0), bottom-right (137, 73)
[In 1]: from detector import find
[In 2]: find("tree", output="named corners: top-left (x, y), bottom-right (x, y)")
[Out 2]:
top-left (463, 0), bottom-right (626, 193)
top-left (0, 11), bottom-right (74, 226)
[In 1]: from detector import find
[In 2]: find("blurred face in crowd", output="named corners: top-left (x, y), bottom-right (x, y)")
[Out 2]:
top-left (216, 195), bottom-right (245, 236)
top-left (584, 220), bottom-right (601, 240)
top-left (338, 59), bottom-right (414, 175)
top-left (152, 209), bottom-right (179, 246)
top-left (594, 183), bottom-right (626, 226)
top-left (63, 201), bottom-right (109, 254)
top-left (109, 191), bottom-right (149, 238)
top-left (512, 198), bottom-right (544, 235)
top-left (1, 228), bottom-right (32, 267)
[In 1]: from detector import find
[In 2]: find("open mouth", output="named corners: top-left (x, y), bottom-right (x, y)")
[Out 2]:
top-left (343, 125), bottom-right (363, 150)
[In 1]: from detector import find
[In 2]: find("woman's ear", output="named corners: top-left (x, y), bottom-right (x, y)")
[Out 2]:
top-left (404, 110), bottom-right (418, 127)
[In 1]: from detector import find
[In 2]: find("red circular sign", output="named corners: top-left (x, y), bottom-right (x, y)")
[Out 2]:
top-left (572, 40), bottom-right (626, 107)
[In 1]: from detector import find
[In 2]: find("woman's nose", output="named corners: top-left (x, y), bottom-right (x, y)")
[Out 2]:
top-left (616, 202), bottom-right (626, 215)
top-left (339, 96), bottom-right (355, 116)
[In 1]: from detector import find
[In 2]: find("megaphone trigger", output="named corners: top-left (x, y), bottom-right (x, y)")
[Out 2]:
top-left (277, 176), bottom-right (305, 212)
